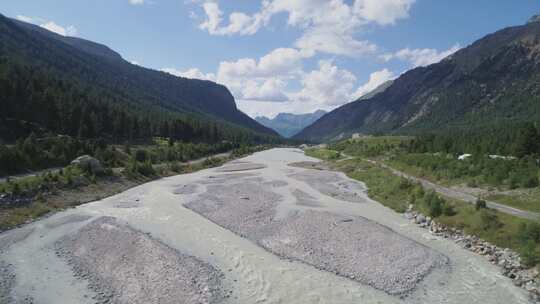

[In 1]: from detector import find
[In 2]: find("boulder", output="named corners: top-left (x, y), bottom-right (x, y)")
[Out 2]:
top-left (415, 214), bottom-right (426, 224)
top-left (71, 155), bottom-right (104, 175)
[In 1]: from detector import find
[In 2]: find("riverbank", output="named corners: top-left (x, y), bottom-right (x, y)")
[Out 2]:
top-left (304, 151), bottom-right (540, 300)
top-left (0, 148), bottom-right (531, 303)
top-left (0, 149), bottom-right (250, 231)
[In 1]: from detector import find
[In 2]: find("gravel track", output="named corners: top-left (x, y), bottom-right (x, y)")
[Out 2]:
top-left (55, 216), bottom-right (227, 304)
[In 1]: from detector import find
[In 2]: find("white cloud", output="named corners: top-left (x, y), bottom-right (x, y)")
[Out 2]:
top-left (215, 47), bottom-right (312, 102)
top-left (161, 67), bottom-right (216, 81)
top-left (129, 0), bottom-right (145, 5)
top-left (15, 15), bottom-right (35, 23)
top-left (295, 60), bottom-right (357, 107)
top-left (194, 0), bottom-right (414, 56)
top-left (16, 15), bottom-right (78, 37)
top-left (242, 78), bottom-right (289, 102)
top-left (382, 44), bottom-right (461, 67)
top-left (353, 68), bottom-right (395, 99)
top-left (41, 21), bottom-right (78, 36)
top-left (353, 0), bottom-right (415, 25)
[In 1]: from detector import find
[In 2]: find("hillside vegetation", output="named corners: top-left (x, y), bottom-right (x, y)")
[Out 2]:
top-left (295, 18), bottom-right (540, 142)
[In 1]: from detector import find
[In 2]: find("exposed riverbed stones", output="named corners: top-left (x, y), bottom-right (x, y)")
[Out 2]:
top-left (289, 170), bottom-right (368, 203)
top-left (187, 181), bottom-right (448, 295)
top-left (55, 216), bottom-right (227, 304)
top-left (172, 184), bottom-right (199, 195)
top-left (404, 207), bottom-right (540, 301)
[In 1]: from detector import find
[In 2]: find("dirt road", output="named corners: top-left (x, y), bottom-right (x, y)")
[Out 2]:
top-left (364, 159), bottom-right (540, 220)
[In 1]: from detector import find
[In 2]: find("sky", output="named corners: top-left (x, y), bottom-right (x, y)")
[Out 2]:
top-left (3, 1), bottom-right (540, 118)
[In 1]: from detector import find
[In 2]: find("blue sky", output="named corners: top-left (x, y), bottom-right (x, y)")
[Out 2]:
top-left (3, 0), bottom-right (540, 118)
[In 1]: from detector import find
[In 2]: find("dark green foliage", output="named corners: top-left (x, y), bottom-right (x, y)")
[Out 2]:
top-left (476, 199), bottom-right (487, 210)
top-left (422, 191), bottom-right (445, 217)
top-left (476, 209), bottom-right (503, 231)
top-left (442, 203), bottom-right (456, 216)
top-left (409, 122), bottom-right (540, 157)
top-left (134, 149), bottom-right (149, 162)
top-left (126, 159), bottom-right (155, 177)
top-left (391, 153), bottom-right (539, 189)
top-left (520, 240), bottom-right (539, 267)
top-left (0, 135), bottom-right (122, 176)
top-left (517, 221), bottom-right (540, 266)
top-left (0, 14), bottom-right (283, 151)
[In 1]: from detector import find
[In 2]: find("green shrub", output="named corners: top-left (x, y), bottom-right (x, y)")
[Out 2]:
top-left (423, 191), bottom-right (444, 217)
top-left (520, 240), bottom-right (539, 267)
top-left (476, 209), bottom-right (502, 231)
top-left (169, 162), bottom-right (182, 173)
top-left (11, 182), bottom-right (22, 195)
top-left (442, 203), bottom-right (456, 216)
top-left (134, 149), bottom-right (149, 162)
top-left (475, 199), bottom-right (487, 210)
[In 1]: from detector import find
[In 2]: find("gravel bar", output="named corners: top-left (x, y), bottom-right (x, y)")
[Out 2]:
top-left (186, 180), bottom-right (448, 295)
top-left (55, 216), bottom-right (227, 304)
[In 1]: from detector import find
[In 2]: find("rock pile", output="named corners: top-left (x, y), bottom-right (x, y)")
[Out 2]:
top-left (0, 193), bottom-right (32, 209)
top-left (404, 206), bottom-right (540, 301)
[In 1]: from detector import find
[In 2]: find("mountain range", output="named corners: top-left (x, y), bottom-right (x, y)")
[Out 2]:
top-left (295, 16), bottom-right (540, 142)
top-left (0, 14), bottom-right (277, 143)
top-left (255, 110), bottom-right (327, 138)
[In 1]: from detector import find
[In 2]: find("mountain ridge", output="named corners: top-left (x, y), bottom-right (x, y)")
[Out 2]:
top-left (294, 18), bottom-right (540, 142)
top-left (255, 110), bottom-right (327, 138)
top-left (1, 14), bottom-right (277, 137)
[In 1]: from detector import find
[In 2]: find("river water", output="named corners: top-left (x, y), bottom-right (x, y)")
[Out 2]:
top-left (0, 148), bottom-right (530, 303)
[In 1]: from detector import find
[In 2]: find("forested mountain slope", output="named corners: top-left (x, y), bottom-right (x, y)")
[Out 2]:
top-left (295, 16), bottom-right (540, 142)
top-left (0, 14), bottom-right (277, 142)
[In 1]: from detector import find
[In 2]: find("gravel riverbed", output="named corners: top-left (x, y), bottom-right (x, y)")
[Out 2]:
top-left (0, 148), bottom-right (532, 303)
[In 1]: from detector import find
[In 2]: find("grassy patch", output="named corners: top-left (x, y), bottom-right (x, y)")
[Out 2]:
top-left (332, 159), bottom-right (412, 212)
top-left (436, 199), bottom-right (533, 252)
top-left (487, 190), bottom-right (540, 213)
top-left (0, 202), bottom-right (53, 231)
top-left (305, 148), bottom-right (342, 160)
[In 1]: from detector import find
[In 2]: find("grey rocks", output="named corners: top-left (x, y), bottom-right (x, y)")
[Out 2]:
top-left (187, 180), bottom-right (448, 295)
top-left (404, 209), bottom-right (540, 300)
top-left (55, 217), bottom-right (227, 304)
top-left (71, 155), bottom-right (104, 175)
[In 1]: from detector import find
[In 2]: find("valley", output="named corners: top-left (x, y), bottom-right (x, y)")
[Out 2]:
top-left (0, 149), bottom-right (530, 303)
top-left (1, 3), bottom-right (540, 304)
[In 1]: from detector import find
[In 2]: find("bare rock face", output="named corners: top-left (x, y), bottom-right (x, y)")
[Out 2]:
top-left (55, 217), bottom-right (227, 304)
top-left (71, 155), bottom-right (104, 175)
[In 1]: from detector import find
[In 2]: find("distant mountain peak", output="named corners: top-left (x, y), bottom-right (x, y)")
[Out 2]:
top-left (529, 14), bottom-right (540, 24)
top-left (255, 110), bottom-right (327, 138)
